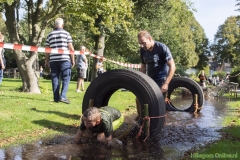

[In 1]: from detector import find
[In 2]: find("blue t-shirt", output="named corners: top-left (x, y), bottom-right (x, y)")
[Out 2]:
top-left (140, 41), bottom-right (172, 82)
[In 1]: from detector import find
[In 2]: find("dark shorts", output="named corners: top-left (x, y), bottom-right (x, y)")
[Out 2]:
top-left (77, 68), bottom-right (86, 79)
top-left (155, 78), bottom-right (166, 88)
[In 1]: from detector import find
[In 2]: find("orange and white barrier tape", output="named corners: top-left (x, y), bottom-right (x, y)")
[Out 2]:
top-left (0, 42), bottom-right (88, 55)
top-left (0, 42), bottom-right (141, 68)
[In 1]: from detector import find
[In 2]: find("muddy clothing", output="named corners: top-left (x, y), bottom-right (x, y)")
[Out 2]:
top-left (80, 106), bottom-right (121, 138)
top-left (140, 41), bottom-right (173, 84)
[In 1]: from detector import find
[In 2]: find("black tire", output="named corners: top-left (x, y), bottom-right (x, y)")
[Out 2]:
top-left (82, 69), bottom-right (166, 137)
top-left (167, 77), bottom-right (204, 112)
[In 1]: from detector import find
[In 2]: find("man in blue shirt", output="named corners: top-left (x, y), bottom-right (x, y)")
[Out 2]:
top-left (136, 30), bottom-right (176, 116)
top-left (45, 18), bottom-right (75, 104)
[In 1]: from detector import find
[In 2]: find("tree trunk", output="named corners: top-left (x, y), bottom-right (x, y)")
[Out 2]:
top-left (91, 33), bottom-right (106, 81)
top-left (4, 2), bottom-right (40, 93)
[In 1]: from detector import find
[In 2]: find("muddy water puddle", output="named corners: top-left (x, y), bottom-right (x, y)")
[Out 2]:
top-left (0, 97), bottom-right (229, 160)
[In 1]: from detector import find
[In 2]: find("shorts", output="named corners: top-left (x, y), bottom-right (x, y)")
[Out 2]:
top-left (155, 78), bottom-right (166, 88)
top-left (77, 68), bottom-right (86, 79)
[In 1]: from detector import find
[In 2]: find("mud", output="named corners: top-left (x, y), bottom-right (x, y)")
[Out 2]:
top-left (0, 95), bottom-right (230, 160)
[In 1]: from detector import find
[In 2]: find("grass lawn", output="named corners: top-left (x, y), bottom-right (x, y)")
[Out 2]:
top-left (0, 78), bottom-right (136, 148)
top-left (183, 93), bottom-right (240, 159)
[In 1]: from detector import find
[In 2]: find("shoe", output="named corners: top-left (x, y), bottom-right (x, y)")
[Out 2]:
top-left (59, 98), bottom-right (70, 104)
top-left (76, 90), bottom-right (81, 92)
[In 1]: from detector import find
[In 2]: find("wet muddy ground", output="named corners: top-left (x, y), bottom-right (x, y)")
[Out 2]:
top-left (0, 95), bottom-right (231, 160)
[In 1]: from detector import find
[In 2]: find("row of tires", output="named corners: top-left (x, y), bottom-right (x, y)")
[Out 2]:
top-left (82, 69), bottom-right (204, 138)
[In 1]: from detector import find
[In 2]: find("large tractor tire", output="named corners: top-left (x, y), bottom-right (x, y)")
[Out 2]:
top-left (167, 77), bottom-right (204, 112)
top-left (82, 69), bottom-right (166, 137)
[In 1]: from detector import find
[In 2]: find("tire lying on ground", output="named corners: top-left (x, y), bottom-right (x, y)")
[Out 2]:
top-left (82, 69), bottom-right (166, 138)
top-left (167, 77), bottom-right (204, 112)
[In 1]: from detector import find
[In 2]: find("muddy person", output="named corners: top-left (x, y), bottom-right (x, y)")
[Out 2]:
top-left (136, 30), bottom-right (176, 116)
top-left (74, 106), bottom-right (123, 147)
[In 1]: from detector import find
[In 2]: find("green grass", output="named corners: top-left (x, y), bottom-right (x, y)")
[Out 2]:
top-left (183, 95), bottom-right (240, 159)
top-left (0, 78), bottom-right (136, 148)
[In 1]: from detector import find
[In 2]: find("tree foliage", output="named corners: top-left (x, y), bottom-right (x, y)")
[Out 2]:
top-left (211, 16), bottom-right (240, 69)
top-left (1, 0), bottom-right (211, 92)
top-left (66, 0), bottom-right (133, 35)
top-left (2, 0), bottom-right (69, 93)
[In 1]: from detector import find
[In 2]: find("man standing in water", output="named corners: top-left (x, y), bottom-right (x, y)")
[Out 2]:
top-left (136, 30), bottom-right (176, 116)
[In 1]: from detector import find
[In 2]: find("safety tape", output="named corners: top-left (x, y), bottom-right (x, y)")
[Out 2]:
top-left (0, 42), bottom-right (140, 68)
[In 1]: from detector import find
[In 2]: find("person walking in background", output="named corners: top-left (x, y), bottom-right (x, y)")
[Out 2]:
top-left (76, 46), bottom-right (88, 92)
top-left (45, 18), bottom-right (75, 104)
top-left (96, 56), bottom-right (104, 76)
top-left (39, 66), bottom-right (43, 78)
top-left (0, 32), bottom-right (6, 85)
top-left (136, 30), bottom-right (176, 117)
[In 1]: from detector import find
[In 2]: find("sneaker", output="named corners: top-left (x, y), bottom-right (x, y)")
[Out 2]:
top-left (76, 90), bottom-right (81, 92)
top-left (59, 98), bottom-right (70, 104)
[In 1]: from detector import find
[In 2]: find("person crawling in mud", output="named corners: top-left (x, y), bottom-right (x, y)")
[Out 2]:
top-left (74, 106), bottom-right (123, 147)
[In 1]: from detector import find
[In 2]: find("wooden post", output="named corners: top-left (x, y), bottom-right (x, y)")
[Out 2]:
top-left (193, 94), bottom-right (198, 113)
top-left (144, 104), bottom-right (149, 135)
top-left (88, 99), bottom-right (94, 108)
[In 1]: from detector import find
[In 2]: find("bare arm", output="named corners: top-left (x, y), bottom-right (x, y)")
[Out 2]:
top-left (161, 59), bottom-right (176, 92)
top-left (44, 47), bottom-right (50, 69)
top-left (0, 48), bottom-right (4, 70)
top-left (68, 43), bottom-right (75, 67)
top-left (105, 134), bottom-right (113, 141)
top-left (84, 57), bottom-right (88, 66)
top-left (140, 63), bottom-right (146, 73)
top-left (74, 129), bottom-right (84, 143)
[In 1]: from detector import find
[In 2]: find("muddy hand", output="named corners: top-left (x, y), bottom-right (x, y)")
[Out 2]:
top-left (108, 138), bottom-right (123, 147)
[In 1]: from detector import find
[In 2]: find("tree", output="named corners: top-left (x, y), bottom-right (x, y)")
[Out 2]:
top-left (211, 16), bottom-right (240, 70)
top-left (190, 17), bottom-right (210, 70)
top-left (1, 0), bottom-right (70, 93)
top-left (65, 0), bottom-right (134, 81)
top-left (130, 0), bottom-right (208, 69)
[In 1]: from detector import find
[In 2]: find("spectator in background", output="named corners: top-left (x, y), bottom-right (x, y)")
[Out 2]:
top-left (225, 73), bottom-right (230, 82)
top-left (208, 76), bottom-right (212, 84)
top-left (45, 18), bottom-right (75, 104)
top-left (198, 70), bottom-right (207, 87)
top-left (216, 76), bottom-right (220, 85)
top-left (0, 32), bottom-right (6, 85)
top-left (96, 56), bottom-right (104, 76)
top-left (39, 66), bottom-right (43, 78)
top-left (212, 76), bottom-right (216, 86)
top-left (76, 46), bottom-right (88, 92)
